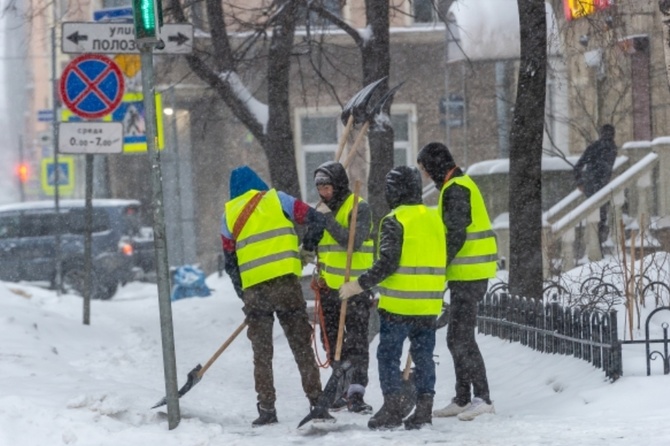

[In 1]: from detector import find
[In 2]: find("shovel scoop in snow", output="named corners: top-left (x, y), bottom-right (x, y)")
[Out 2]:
top-left (151, 364), bottom-right (203, 409)
top-left (151, 321), bottom-right (248, 409)
top-left (297, 359), bottom-right (352, 428)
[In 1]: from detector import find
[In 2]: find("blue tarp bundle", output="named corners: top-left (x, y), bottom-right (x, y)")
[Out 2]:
top-left (171, 265), bottom-right (212, 301)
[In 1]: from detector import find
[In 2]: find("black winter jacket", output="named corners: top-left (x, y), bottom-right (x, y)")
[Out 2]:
top-left (574, 136), bottom-right (617, 197)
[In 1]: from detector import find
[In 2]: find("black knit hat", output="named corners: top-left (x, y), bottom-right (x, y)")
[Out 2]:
top-left (385, 166), bottom-right (423, 209)
top-left (417, 142), bottom-right (456, 186)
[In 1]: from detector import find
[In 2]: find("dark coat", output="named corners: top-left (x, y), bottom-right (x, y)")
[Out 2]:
top-left (574, 136), bottom-right (617, 197)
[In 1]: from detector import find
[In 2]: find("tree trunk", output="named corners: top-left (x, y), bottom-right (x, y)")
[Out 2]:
top-left (264, 0), bottom-right (301, 197)
top-left (508, 0), bottom-right (546, 299)
top-left (363, 0), bottom-right (393, 225)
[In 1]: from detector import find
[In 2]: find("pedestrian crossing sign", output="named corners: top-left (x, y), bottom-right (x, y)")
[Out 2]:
top-left (41, 156), bottom-right (75, 196)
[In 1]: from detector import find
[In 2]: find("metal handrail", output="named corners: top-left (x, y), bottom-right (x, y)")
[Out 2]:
top-left (551, 152), bottom-right (659, 239)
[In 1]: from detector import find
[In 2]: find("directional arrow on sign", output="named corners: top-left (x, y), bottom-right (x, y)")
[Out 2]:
top-left (67, 31), bottom-right (88, 45)
top-left (62, 22), bottom-right (194, 55)
top-left (167, 32), bottom-right (190, 46)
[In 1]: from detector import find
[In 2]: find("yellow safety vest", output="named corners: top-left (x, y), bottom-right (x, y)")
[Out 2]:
top-left (225, 189), bottom-right (301, 289)
top-left (318, 194), bottom-right (374, 289)
top-left (438, 175), bottom-right (498, 281)
top-left (377, 205), bottom-right (446, 316)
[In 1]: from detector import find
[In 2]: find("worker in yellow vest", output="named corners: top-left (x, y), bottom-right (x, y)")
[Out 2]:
top-left (310, 161), bottom-right (374, 414)
top-left (417, 142), bottom-right (498, 422)
top-left (220, 165), bottom-right (332, 427)
top-left (339, 166), bottom-right (446, 430)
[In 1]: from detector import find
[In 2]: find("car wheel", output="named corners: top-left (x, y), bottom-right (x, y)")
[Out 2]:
top-left (62, 264), bottom-right (86, 297)
top-left (97, 281), bottom-right (118, 300)
top-left (62, 265), bottom-right (113, 300)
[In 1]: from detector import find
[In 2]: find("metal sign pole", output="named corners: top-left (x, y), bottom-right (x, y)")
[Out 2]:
top-left (51, 26), bottom-right (63, 296)
top-left (83, 153), bottom-right (93, 325)
top-left (139, 41), bottom-right (181, 430)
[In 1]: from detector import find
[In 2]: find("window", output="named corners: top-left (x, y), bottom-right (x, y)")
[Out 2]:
top-left (65, 209), bottom-right (111, 234)
top-left (391, 113), bottom-right (412, 167)
top-left (297, 0), bottom-right (342, 29)
top-left (413, 0), bottom-right (437, 24)
top-left (0, 214), bottom-right (20, 239)
top-left (298, 108), bottom-right (416, 202)
top-left (19, 213), bottom-right (60, 237)
top-left (300, 115), bottom-right (339, 203)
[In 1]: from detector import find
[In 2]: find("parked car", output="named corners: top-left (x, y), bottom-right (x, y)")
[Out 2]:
top-left (131, 225), bottom-right (156, 281)
top-left (0, 199), bottom-right (144, 300)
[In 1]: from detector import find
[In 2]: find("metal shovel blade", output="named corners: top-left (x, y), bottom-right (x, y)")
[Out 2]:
top-left (151, 364), bottom-right (203, 409)
top-left (340, 77), bottom-right (387, 125)
top-left (368, 81), bottom-right (406, 121)
top-left (297, 359), bottom-right (352, 428)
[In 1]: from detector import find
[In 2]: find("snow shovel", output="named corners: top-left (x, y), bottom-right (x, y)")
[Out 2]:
top-left (335, 77), bottom-right (387, 163)
top-left (298, 182), bottom-right (361, 428)
top-left (343, 80), bottom-right (405, 169)
top-left (151, 321), bottom-right (247, 409)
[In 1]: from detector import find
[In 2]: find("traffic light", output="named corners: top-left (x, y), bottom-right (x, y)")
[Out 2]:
top-left (16, 163), bottom-right (29, 184)
top-left (132, 0), bottom-right (163, 42)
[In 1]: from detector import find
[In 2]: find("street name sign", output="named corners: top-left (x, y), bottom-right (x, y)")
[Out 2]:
top-left (62, 22), bottom-right (193, 55)
top-left (59, 122), bottom-right (124, 154)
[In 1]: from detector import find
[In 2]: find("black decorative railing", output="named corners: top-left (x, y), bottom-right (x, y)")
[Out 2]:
top-left (620, 306), bottom-right (670, 376)
top-left (477, 293), bottom-right (623, 380)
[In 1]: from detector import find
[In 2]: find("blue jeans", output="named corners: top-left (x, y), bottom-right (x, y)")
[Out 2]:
top-left (377, 311), bottom-right (436, 397)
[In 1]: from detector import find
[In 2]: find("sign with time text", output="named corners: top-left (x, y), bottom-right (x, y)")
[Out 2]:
top-left (59, 122), bottom-right (124, 154)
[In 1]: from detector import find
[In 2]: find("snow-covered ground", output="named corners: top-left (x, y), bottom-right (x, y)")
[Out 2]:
top-left (2, 256), bottom-right (670, 446)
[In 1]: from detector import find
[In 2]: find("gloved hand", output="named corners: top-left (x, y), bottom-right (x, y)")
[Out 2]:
top-left (299, 245), bottom-right (316, 267)
top-left (316, 202), bottom-right (331, 214)
top-left (339, 280), bottom-right (364, 300)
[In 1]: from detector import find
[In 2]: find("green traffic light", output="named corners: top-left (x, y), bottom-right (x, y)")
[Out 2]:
top-left (132, 0), bottom-right (163, 41)
top-left (141, 0), bottom-right (155, 31)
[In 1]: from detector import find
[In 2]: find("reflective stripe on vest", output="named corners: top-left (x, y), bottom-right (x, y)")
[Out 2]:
top-left (318, 193), bottom-right (374, 289)
top-left (377, 205), bottom-right (446, 316)
top-left (225, 189), bottom-right (301, 289)
top-left (438, 175), bottom-right (498, 281)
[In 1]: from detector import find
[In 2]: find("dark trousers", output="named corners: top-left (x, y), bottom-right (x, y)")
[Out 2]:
top-left (319, 286), bottom-right (370, 389)
top-left (446, 280), bottom-right (491, 405)
top-left (377, 310), bottom-right (436, 397)
top-left (597, 203), bottom-right (610, 245)
top-left (243, 274), bottom-right (322, 407)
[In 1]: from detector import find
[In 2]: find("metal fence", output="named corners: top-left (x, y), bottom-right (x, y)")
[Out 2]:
top-left (477, 292), bottom-right (623, 380)
top-left (620, 306), bottom-right (670, 376)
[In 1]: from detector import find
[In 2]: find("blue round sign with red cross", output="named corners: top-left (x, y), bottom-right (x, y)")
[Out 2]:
top-left (59, 54), bottom-right (125, 119)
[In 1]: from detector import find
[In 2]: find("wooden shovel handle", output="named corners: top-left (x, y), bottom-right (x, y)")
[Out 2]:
top-left (335, 181), bottom-right (361, 361)
top-left (335, 114), bottom-right (355, 163)
top-left (198, 321), bottom-right (248, 378)
top-left (343, 121), bottom-right (371, 169)
top-left (402, 353), bottom-right (413, 381)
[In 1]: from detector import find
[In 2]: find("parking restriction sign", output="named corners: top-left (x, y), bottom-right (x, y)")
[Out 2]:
top-left (59, 54), bottom-right (125, 119)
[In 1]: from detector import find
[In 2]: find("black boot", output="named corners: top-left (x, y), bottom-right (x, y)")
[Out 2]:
top-left (403, 393), bottom-right (433, 430)
top-left (330, 392), bottom-right (348, 411)
top-left (348, 392), bottom-right (373, 414)
top-left (252, 403), bottom-right (278, 427)
top-left (367, 394), bottom-right (404, 430)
